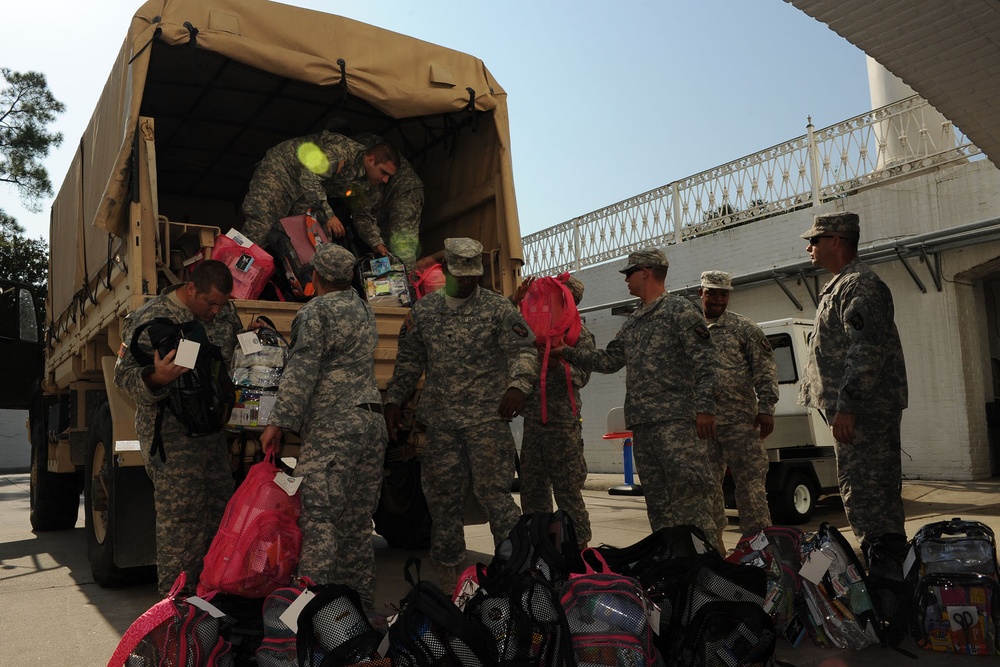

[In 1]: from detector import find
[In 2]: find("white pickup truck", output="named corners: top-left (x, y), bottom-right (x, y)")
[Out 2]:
top-left (728, 317), bottom-right (839, 524)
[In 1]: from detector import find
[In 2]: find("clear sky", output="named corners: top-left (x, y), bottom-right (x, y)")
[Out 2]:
top-left (0, 0), bottom-right (871, 242)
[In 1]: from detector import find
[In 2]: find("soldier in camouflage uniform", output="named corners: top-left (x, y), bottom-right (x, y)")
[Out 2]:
top-left (385, 238), bottom-right (540, 589)
top-left (259, 244), bottom-right (387, 610)
top-left (241, 131), bottom-right (399, 255)
top-left (556, 248), bottom-right (724, 552)
top-left (352, 133), bottom-right (424, 267)
top-left (797, 212), bottom-right (908, 544)
top-left (114, 260), bottom-right (243, 595)
top-left (699, 270), bottom-right (778, 542)
top-left (512, 275), bottom-right (595, 547)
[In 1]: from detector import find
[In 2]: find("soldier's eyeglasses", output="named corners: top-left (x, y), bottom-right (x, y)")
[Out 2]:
top-left (807, 235), bottom-right (838, 246)
top-left (624, 266), bottom-right (648, 277)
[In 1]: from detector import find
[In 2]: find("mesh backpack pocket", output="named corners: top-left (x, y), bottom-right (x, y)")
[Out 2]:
top-left (256, 585), bottom-right (304, 667)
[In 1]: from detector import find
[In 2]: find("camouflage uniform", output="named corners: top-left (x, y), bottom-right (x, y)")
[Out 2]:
top-left (241, 131), bottom-right (381, 249)
top-left (564, 293), bottom-right (722, 549)
top-left (519, 325), bottom-right (596, 545)
top-left (267, 288), bottom-right (387, 609)
top-left (114, 286), bottom-right (242, 595)
top-left (385, 286), bottom-right (539, 569)
top-left (353, 133), bottom-right (424, 266)
top-left (799, 256), bottom-right (908, 542)
top-left (707, 309), bottom-right (778, 535)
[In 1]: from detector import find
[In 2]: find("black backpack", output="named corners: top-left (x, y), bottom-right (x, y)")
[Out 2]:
top-left (464, 563), bottom-right (576, 667)
top-left (129, 317), bottom-right (236, 461)
top-left (386, 558), bottom-right (496, 667)
top-left (295, 583), bottom-right (384, 667)
top-left (650, 552), bottom-right (775, 667)
top-left (491, 511), bottom-right (583, 587)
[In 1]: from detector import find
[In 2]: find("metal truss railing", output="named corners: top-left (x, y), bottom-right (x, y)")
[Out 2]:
top-left (522, 95), bottom-right (983, 275)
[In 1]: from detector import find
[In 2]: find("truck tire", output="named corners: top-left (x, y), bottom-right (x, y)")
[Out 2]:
top-left (770, 470), bottom-right (818, 524)
top-left (84, 402), bottom-right (147, 586)
top-left (29, 418), bottom-right (81, 531)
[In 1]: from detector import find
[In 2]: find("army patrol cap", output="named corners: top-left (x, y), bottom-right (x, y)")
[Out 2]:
top-left (700, 270), bottom-right (733, 290)
top-left (312, 243), bottom-right (356, 283)
top-left (565, 276), bottom-right (585, 304)
top-left (443, 237), bottom-right (484, 276)
top-left (619, 247), bottom-right (669, 274)
top-left (800, 212), bottom-right (861, 240)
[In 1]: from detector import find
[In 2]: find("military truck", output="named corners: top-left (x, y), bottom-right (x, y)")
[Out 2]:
top-left (26, 0), bottom-right (526, 585)
top-left (724, 318), bottom-right (839, 524)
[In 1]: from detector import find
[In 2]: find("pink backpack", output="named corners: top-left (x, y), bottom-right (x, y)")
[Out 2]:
top-left (107, 573), bottom-right (232, 667)
top-left (411, 263), bottom-right (446, 299)
top-left (198, 453), bottom-right (302, 598)
top-left (518, 273), bottom-right (582, 423)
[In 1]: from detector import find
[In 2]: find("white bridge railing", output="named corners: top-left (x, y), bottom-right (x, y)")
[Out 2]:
top-left (521, 95), bottom-right (983, 275)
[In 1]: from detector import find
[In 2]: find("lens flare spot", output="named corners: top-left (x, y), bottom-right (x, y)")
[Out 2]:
top-left (297, 142), bottom-right (330, 175)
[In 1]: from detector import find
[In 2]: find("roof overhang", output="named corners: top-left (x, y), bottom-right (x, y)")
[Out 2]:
top-left (785, 0), bottom-right (1000, 168)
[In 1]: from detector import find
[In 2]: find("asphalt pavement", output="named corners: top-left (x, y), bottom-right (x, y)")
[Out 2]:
top-left (1, 471), bottom-right (999, 666)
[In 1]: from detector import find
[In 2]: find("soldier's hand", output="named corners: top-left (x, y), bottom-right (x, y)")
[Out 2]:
top-left (326, 214), bottom-right (346, 239)
top-left (260, 424), bottom-right (283, 455)
top-left (831, 411), bottom-right (855, 443)
top-left (511, 276), bottom-right (536, 305)
top-left (550, 344), bottom-right (569, 358)
top-left (374, 244), bottom-right (389, 257)
top-left (498, 388), bottom-right (526, 420)
top-left (755, 413), bottom-right (775, 440)
top-left (695, 412), bottom-right (716, 439)
top-left (145, 349), bottom-right (188, 389)
top-left (384, 403), bottom-right (403, 440)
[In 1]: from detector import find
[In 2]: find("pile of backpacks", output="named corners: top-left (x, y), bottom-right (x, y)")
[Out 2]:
top-left (107, 508), bottom-right (1000, 666)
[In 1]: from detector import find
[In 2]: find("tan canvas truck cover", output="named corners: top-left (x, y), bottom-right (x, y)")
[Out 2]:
top-left (46, 0), bottom-right (524, 371)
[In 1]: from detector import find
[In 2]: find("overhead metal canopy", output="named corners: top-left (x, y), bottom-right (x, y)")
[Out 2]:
top-left (785, 0), bottom-right (1000, 169)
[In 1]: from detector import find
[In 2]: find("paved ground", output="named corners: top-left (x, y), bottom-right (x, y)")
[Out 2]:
top-left (1, 471), bottom-right (999, 665)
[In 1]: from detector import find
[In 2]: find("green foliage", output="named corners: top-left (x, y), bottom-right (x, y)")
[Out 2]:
top-left (1, 68), bottom-right (65, 214)
top-left (0, 227), bottom-right (48, 325)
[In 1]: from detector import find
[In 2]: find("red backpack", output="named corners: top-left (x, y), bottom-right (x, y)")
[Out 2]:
top-left (198, 453), bottom-right (302, 598)
top-left (518, 273), bottom-right (582, 423)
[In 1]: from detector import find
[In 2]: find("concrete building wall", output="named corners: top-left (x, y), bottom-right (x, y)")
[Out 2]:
top-left (573, 159), bottom-right (1000, 481)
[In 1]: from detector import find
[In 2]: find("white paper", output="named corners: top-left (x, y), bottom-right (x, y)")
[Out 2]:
top-left (799, 549), bottom-right (834, 585)
top-left (187, 596), bottom-right (226, 618)
top-left (274, 471), bottom-right (303, 496)
top-left (692, 534), bottom-right (707, 554)
top-left (225, 228), bottom-right (254, 248)
top-left (114, 440), bottom-right (141, 452)
top-left (174, 339), bottom-right (200, 369)
top-left (902, 545), bottom-right (917, 578)
top-left (238, 331), bottom-right (264, 355)
top-left (750, 532), bottom-right (770, 552)
top-left (278, 589), bottom-right (314, 633)
top-left (280, 457), bottom-right (297, 470)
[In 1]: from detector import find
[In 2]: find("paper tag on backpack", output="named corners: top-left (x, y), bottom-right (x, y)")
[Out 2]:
top-left (238, 331), bottom-right (264, 355)
top-left (274, 471), bottom-right (302, 496)
top-left (278, 588), bottom-right (315, 633)
top-left (799, 548), bottom-right (834, 585)
top-left (174, 339), bottom-right (200, 369)
top-left (187, 596), bottom-right (226, 618)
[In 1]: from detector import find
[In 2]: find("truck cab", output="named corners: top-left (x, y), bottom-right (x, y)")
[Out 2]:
top-left (723, 317), bottom-right (839, 523)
